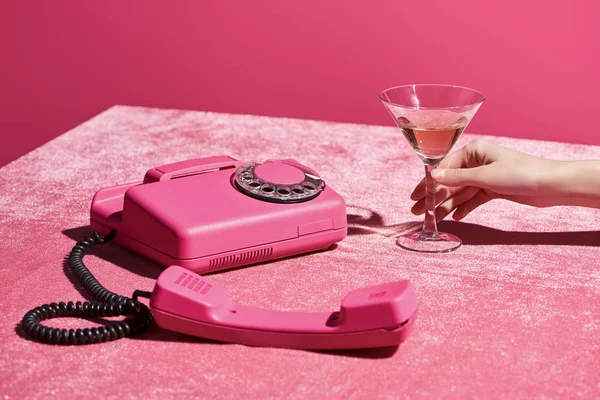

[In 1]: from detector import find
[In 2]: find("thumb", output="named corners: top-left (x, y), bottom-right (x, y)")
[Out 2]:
top-left (431, 166), bottom-right (488, 187)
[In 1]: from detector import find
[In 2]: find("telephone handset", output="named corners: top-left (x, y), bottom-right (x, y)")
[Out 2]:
top-left (150, 266), bottom-right (417, 350)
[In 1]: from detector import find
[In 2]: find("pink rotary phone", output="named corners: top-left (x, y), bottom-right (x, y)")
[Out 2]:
top-left (89, 156), bottom-right (347, 273)
top-left (21, 156), bottom-right (417, 349)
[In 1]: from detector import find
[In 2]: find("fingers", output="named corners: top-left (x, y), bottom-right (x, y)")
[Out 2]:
top-left (410, 139), bottom-right (493, 200)
top-left (412, 164), bottom-right (488, 203)
top-left (409, 167), bottom-right (457, 201)
top-left (411, 185), bottom-right (460, 215)
top-left (412, 184), bottom-right (492, 221)
top-left (451, 190), bottom-right (493, 220)
top-left (434, 186), bottom-right (481, 221)
top-left (409, 139), bottom-right (503, 219)
top-left (410, 180), bottom-right (426, 201)
top-left (438, 143), bottom-right (471, 169)
top-left (431, 165), bottom-right (489, 188)
top-left (410, 176), bottom-right (436, 202)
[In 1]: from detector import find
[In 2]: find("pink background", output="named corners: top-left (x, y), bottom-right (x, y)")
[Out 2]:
top-left (1, 1), bottom-right (599, 167)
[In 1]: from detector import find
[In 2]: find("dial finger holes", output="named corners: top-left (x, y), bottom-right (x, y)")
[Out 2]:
top-left (261, 184), bottom-right (275, 193)
top-left (240, 171), bottom-right (253, 181)
top-left (277, 187), bottom-right (291, 196)
top-left (235, 161), bottom-right (324, 203)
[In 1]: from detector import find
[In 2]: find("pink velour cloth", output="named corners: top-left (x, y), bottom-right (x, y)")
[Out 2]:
top-left (1, 106), bottom-right (599, 399)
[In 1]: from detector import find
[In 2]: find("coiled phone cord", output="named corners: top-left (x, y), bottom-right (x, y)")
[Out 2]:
top-left (21, 230), bottom-right (153, 345)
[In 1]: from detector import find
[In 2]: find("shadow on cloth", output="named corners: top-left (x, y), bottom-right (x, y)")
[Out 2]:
top-left (347, 206), bottom-right (600, 246)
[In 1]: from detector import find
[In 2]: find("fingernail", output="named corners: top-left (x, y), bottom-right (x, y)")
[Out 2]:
top-left (431, 169), bottom-right (444, 179)
top-left (411, 204), bottom-right (424, 215)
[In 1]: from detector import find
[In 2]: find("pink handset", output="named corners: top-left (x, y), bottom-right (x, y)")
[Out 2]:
top-left (150, 266), bottom-right (418, 350)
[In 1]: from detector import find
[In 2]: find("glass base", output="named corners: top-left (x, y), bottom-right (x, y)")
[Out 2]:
top-left (396, 231), bottom-right (461, 253)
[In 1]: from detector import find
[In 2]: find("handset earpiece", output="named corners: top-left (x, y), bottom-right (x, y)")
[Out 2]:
top-left (150, 266), bottom-right (417, 350)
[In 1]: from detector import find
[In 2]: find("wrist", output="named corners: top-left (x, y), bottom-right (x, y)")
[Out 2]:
top-left (545, 160), bottom-right (600, 207)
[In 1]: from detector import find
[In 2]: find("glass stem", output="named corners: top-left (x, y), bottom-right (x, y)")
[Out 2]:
top-left (422, 164), bottom-right (438, 238)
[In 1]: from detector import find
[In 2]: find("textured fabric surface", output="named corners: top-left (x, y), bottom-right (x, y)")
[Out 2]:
top-left (1, 106), bottom-right (599, 399)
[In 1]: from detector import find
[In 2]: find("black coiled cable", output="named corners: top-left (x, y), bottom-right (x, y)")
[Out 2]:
top-left (21, 230), bottom-right (153, 345)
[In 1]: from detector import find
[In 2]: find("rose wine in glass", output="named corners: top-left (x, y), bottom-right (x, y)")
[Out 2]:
top-left (380, 84), bottom-right (485, 253)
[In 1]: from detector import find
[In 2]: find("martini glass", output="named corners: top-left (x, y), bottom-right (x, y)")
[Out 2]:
top-left (380, 84), bottom-right (485, 253)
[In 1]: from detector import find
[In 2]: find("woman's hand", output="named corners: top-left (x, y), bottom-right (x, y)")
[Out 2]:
top-left (410, 139), bottom-right (600, 221)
